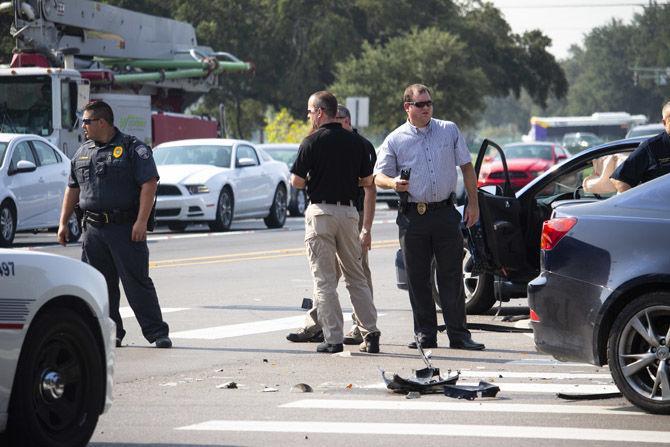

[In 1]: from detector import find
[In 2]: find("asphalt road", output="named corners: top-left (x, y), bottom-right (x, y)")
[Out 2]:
top-left (17, 205), bottom-right (670, 447)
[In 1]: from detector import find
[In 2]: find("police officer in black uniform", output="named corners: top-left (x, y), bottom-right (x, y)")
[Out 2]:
top-left (58, 100), bottom-right (171, 348)
top-left (612, 99), bottom-right (670, 192)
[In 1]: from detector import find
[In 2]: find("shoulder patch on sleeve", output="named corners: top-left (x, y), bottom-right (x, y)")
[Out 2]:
top-left (135, 145), bottom-right (151, 159)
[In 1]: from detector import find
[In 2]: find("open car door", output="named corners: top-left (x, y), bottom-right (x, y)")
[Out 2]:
top-left (467, 139), bottom-right (528, 278)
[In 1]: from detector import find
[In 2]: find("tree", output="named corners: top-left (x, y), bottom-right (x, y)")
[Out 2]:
top-left (330, 28), bottom-right (487, 132)
top-left (264, 108), bottom-right (311, 143)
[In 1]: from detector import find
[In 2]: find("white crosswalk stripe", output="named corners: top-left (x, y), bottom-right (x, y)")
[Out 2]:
top-left (119, 306), bottom-right (189, 319)
top-left (177, 421), bottom-right (666, 443)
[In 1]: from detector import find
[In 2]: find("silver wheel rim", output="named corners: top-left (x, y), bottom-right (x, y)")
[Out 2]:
top-left (617, 305), bottom-right (670, 402)
top-left (219, 191), bottom-right (233, 227)
top-left (275, 188), bottom-right (287, 221)
top-left (462, 250), bottom-right (480, 304)
top-left (296, 190), bottom-right (306, 214)
top-left (1, 207), bottom-right (13, 241)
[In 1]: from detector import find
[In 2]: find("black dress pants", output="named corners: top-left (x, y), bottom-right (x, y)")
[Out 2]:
top-left (398, 205), bottom-right (470, 343)
top-left (82, 223), bottom-right (169, 342)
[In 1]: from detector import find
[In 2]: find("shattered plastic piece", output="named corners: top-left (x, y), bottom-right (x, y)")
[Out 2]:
top-left (405, 391), bottom-right (421, 399)
top-left (345, 383), bottom-right (353, 389)
top-left (301, 298), bottom-right (313, 309)
top-left (291, 383), bottom-right (313, 393)
top-left (262, 359), bottom-right (268, 363)
top-left (216, 381), bottom-right (237, 389)
top-left (335, 351), bottom-right (352, 358)
top-left (159, 382), bottom-right (178, 387)
top-left (262, 386), bottom-right (279, 392)
top-left (443, 381), bottom-right (500, 400)
top-left (381, 334), bottom-right (460, 394)
top-left (557, 391), bottom-right (622, 400)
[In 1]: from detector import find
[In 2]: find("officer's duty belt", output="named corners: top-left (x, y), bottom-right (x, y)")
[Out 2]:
top-left (406, 196), bottom-right (454, 215)
top-left (83, 209), bottom-right (136, 226)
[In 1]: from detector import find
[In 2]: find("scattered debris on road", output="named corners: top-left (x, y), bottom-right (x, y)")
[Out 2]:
top-left (557, 391), bottom-right (622, 400)
top-left (291, 383), bottom-right (313, 393)
top-left (444, 381), bottom-right (500, 400)
top-left (262, 386), bottom-right (279, 392)
top-left (216, 381), bottom-right (238, 389)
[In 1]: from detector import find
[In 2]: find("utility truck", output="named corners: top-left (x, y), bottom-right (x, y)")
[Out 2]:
top-left (0, 0), bottom-right (251, 157)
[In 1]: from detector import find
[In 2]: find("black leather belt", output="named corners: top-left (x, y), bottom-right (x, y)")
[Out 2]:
top-left (318, 200), bottom-right (354, 206)
top-left (407, 197), bottom-right (454, 215)
top-left (83, 209), bottom-right (136, 226)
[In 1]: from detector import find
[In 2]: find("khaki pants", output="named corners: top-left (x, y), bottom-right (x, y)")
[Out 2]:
top-left (303, 211), bottom-right (372, 334)
top-left (304, 203), bottom-right (378, 343)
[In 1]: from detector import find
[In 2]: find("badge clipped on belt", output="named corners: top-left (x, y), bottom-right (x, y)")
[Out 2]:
top-left (417, 202), bottom-right (427, 215)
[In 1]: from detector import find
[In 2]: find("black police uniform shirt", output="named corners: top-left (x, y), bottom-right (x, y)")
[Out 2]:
top-left (68, 128), bottom-right (159, 212)
top-left (612, 131), bottom-right (670, 187)
top-left (353, 129), bottom-right (377, 212)
top-left (291, 122), bottom-right (373, 204)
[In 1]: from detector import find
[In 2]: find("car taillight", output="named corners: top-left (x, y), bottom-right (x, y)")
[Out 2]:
top-left (540, 217), bottom-right (577, 250)
top-left (530, 309), bottom-right (540, 322)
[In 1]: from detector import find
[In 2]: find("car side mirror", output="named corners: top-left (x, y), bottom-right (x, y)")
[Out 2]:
top-left (9, 160), bottom-right (37, 175)
top-left (236, 157), bottom-right (256, 168)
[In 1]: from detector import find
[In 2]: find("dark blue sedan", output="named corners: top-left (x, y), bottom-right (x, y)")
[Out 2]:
top-left (528, 174), bottom-right (670, 414)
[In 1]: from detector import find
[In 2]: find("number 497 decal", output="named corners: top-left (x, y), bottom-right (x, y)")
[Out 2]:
top-left (0, 262), bottom-right (15, 276)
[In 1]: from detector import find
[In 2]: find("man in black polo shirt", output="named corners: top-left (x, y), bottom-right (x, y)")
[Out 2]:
top-left (290, 91), bottom-right (380, 354)
top-left (612, 99), bottom-right (670, 192)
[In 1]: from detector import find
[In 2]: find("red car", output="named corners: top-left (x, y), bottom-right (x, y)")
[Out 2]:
top-left (478, 142), bottom-right (570, 191)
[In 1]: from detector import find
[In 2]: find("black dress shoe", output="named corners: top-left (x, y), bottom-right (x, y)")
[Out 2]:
top-left (359, 333), bottom-right (380, 353)
top-left (407, 339), bottom-right (437, 349)
top-left (450, 337), bottom-right (485, 351)
top-left (316, 342), bottom-right (343, 353)
top-left (286, 329), bottom-right (324, 343)
top-left (155, 336), bottom-right (172, 348)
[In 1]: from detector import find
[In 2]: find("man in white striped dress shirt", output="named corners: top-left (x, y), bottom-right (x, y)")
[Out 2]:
top-left (375, 83), bottom-right (484, 351)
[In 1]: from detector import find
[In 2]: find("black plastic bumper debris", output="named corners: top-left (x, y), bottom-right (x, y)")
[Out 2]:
top-left (381, 367), bottom-right (460, 394)
top-left (443, 381), bottom-right (500, 400)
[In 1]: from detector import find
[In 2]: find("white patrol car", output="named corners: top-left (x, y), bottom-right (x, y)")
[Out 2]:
top-left (0, 249), bottom-right (115, 447)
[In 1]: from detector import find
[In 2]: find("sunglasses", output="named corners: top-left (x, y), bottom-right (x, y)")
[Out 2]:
top-left (407, 101), bottom-right (433, 109)
top-left (82, 118), bottom-right (100, 125)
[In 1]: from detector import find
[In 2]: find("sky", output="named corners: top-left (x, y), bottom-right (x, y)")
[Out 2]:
top-left (488, 0), bottom-right (654, 60)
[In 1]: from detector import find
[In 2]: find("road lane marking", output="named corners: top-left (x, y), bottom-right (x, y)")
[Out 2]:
top-left (280, 399), bottom-right (641, 415)
top-left (149, 240), bottom-right (399, 269)
top-left (170, 312), bottom-right (384, 340)
top-left (456, 370), bottom-right (611, 380)
top-left (120, 307), bottom-right (189, 319)
top-left (176, 420), bottom-right (666, 443)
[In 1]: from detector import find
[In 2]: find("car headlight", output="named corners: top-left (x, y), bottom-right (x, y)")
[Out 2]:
top-left (186, 184), bottom-right (210, 194)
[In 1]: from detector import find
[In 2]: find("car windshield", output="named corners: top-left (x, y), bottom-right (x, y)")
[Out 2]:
top-left (627, 126), bottom-right (663, 138)
top-left (263, 148), bottom-right (298, 166)
top-left (0, 142), bottom-right (7, 167)
top-left (154, 145), bottom-right (233, 167)
top-left (498, 145), bottom-right (553, 160)
top-left (0, 76), bottom-right (53, 136)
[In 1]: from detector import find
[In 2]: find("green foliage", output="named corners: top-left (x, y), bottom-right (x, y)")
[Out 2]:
top-left (264, 108), bottom-right (311, 143)
top-left (0, 14), bottom-right (13, 64)
top-left (331, 28), bottom-right (488, 131)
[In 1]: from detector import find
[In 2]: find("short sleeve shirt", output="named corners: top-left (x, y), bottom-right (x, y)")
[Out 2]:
top-left (69, 129), bottom-right (159, 211)
top-left (291, 122), bottom-right (372, 203)
top-left (375, 118), bottom-right (470, 202)
top-left (354, 130), bottom-right (377, 211)
top-left (611, 131), bottom-right (670, 187)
